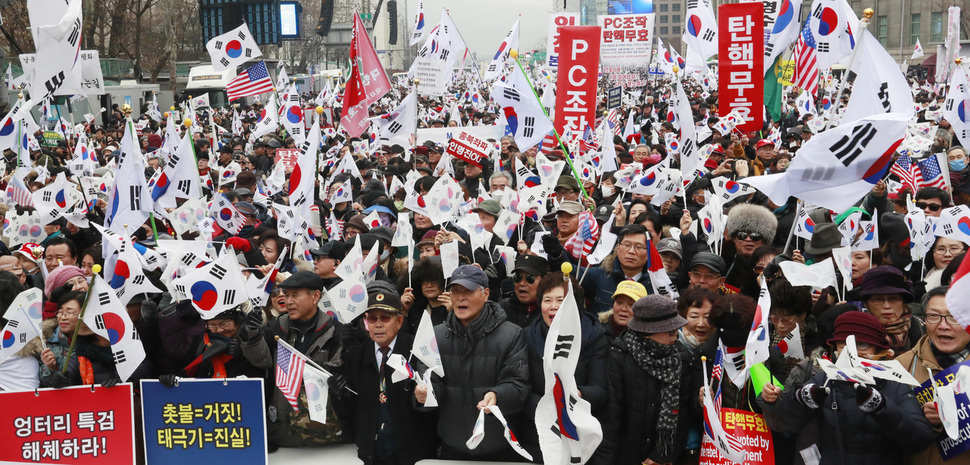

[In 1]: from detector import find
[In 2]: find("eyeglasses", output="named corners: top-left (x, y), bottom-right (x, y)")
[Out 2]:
top-left (56, 310), bottom-right (80, 318)
top-left (512, 271), bottom-right (537, 284)
top-left (916, 202), bottom-right (943, 212)
top-left (925, 313), bottom-right (960, 325)
top-left (934, 246), bottom-right (965, 256)
top-left (734, 231), bottom-right (764, 242)
top-left (206, 320), bottom-right (235, 331)
top-left (690, 271), bottom-right (720, 281)
top-left (618, 241), bottom-right (648, 252)
top-left (365, 313), bottom-right (396, 323)
top-left (769, 314), bottom-right (799, 326)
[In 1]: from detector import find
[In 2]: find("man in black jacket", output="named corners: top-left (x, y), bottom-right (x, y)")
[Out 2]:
top-left (416, 265), bottom-right (530, 460)
top-left (341, 290), bottom-right (438, 465)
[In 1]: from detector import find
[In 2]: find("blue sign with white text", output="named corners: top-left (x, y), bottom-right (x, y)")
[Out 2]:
top-left (141, 378), bottom-right (268, 465)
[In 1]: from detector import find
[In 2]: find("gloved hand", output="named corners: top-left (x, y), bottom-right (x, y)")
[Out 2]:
top-left (484, 264), bottom-right (500, 279)
top-left (541, 233), bottom-right (562, 260)
top-left (101, 377), bottom-right (122, 388)
top-left (340, 323), bottom-right (363, 350)
top-left (855, 384), bottom-right (886, 414)
top-left (794, 383), bottom-right (829, 409)
top-left (329, 374), bottom-right (349, 399)
top-left (49, 371), bottom-right (70, 389)
top-left (140, 300), bottom-right (159, 326)
top-left (159, 374), bottom-right (179, 388)
top-left (159, 302), bottom-right (178, 318)
top-left (226, 339), bottom-right (241, 357)
top-left (226, 237), bottom-right (252, 253)
top-left (242, 310), bottom-right (264, 342)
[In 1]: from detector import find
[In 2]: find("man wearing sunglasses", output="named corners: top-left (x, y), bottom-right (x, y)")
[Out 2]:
top-left (913, 187), bottom-right (950, 218)
top-left (722, 204), bottom-right (778, 297)
top-left (340, 291), bottom-right (438, 465)
top-left (499, 255), bottom-right (549, 328)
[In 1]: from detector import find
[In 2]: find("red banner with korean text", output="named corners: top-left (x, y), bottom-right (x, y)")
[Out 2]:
top-left (554, 26), bottom-right (601, 138)
top-left (446, 131), bottom-right (491, 168)
top-left (718, 3), bottom-right (764, 133)
top-left (700, 408), bottom-right (775, 465)
top-left (0, 384), bottom-right (136, 464)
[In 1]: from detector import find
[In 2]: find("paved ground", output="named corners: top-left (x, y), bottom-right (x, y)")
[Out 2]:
top-left (267, 445), bottom-right (520, 465)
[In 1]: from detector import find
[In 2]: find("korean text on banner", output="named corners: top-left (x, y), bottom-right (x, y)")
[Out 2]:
top-left (718, 2), bottom-right (764, 133)
top-left (913, 360), bottom-right (970, 460)
top-left (0, 384), bottom-right (136, 464)
top-left (700, 408), bottom-right (775, 465)
top-left (274, 148), bottom-right (301, 171)
top-left (141, 378), bottom-right (268, 465)
top-left (447, 131), bottom-right (490, 168)
top-left (546, 13), bottom-right (580, 67)
top-left (597, 14), bottom-right (655, 67)
top-left (554, 26), bottom-right (602, 137)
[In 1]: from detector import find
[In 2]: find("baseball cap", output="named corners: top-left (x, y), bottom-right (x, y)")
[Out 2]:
top-left (449, 265), bottom-right (488, 291)
top-left (557, 200), bottom-right (584, 216)
top-left (612, 280), bottom-right (648, 301)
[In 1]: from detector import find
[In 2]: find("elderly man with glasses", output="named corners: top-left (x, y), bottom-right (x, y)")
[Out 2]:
top-left (498, 255), bottom-right (549, 328)
top-left (896, 286), bottom-right (970, 465)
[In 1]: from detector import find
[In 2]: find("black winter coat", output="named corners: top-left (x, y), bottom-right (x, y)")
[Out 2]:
top-left (340, 333), bottom-right (438, 465)
top-left (765, 371), bottom-right (934, 465)
top-left (520, 312), bottom-right (609, 456)
top-left (430, 302), bottom-right (530, 456)
top-left (597, 339), bottom-right (700, 465)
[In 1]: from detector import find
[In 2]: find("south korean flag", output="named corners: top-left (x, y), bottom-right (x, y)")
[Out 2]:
top-left (205, 23), bottom-right (263, 72)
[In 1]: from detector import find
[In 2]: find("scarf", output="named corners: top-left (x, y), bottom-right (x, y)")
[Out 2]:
top-left (623, 331), bottom-right (681, 456)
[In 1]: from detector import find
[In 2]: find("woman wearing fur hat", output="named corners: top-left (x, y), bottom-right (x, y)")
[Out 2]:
top-left (720, 204), bottom-right (778, 298)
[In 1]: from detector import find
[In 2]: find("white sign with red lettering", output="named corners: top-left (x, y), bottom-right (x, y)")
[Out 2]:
top-left (597, 14), bottom-right (655, 67)
top-left (546, 13), bottom-right (580, 68)
top-left (446, 131), bottom-right (491, 168)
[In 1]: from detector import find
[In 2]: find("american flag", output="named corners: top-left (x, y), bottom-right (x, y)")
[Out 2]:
top-left (890, 153), bottom-right (919, 191)
top-left (915, 155), bottom-right (948, 189)
top-left (538, 131), bottom-right (558, 154)
top-left (5, 176), bottom-right (34, 208)
top-left (227, 61), bottom-right (276, 102)
top-left (712, 345), bottom-right (724, 417)
top-left (276, 341), bottom-right (306, 412)
top-left (579, 124), bottom-right (599, 152)
top-left (606, 109), bottom-right (620, 135)
top-left (564, 211), bottom-right (600, 259)
top-left (792, 22), bottom-right (819, 98)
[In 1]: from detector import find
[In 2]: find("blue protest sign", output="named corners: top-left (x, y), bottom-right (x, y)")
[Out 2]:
top-left (914, 360), bottom-right (970, 460)
top-left (141, 379), bottom-right (267, 465)
top-left (607, 87), bottom-right (622, 110)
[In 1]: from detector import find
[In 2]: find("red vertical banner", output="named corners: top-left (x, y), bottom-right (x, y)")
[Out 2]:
top-left (718, 3), bottom-right (764, 133)
top-left (554, 26), bottom-right (601, 138)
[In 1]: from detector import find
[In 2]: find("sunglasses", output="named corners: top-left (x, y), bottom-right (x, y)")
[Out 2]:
top-left (513, 271), bottom-right (537, 284)
top-left (735, 231), bottom-right (764, 242)
top-left (915, 201), bottom-right (943, 212)
top-left (365, 313), bottom-right (396, 323)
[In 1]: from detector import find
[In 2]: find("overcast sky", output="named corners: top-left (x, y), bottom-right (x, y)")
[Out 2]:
top-left (406, 0), bottom-right (576, 62)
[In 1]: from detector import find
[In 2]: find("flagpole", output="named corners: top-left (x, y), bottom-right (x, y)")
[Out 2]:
top-left (824, 9), bottom-right (874, 130)
top-left (275, 335), bottom-right (358, 395)
top-left (508, 52), bottom-right (591, 203)
top-left (783, 200), bottom-right (801, 255)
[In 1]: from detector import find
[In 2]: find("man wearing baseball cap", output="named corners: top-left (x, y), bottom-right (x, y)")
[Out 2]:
top-left (416, 265), bottom-right (529, 460)
top-left (340, 290), bottom-right (437, 465)
top-left (751, 139), bottom-right (776, 176)
top-left (242, 271), bottom-right (347, 448)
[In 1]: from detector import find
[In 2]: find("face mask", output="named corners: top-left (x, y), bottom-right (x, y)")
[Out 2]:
top-left (601, 185), bottom-right (615, 198)
top-left (380, 249), bottom-right (390, 261)
top-left (951, 159), bottom-right (967, 172)
top-left (491, 188), bottom-right (506, 203)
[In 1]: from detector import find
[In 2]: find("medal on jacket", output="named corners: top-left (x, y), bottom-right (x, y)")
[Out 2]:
top-left (379, 392), bottom-right (387, 404)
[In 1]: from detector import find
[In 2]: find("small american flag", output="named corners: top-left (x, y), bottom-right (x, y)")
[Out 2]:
top-left (227, 61), bottom-right (276, 102)
top-left (538, 131), bottom-right (558, 154)
top-left (276, 341), bottom-right (306, 412)
top-left (890, 153), bottom-right (919, 192)
top-left (579, 124), bottom-right (599, 152)
top-left (712, 346), bottom-right (723, 417)
top-left (564, 211), bottom-right (600, 259)
top-left (5, 176), bottom-right (34, 207)
top-left (792, 22), bottom-right (819, 98)
top-left (915, 156), bottom-right (948, 189)
top-left (606, 109), bottom-right (620, 135)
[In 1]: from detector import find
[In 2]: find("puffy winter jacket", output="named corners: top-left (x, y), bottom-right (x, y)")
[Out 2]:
top-left (430, 302), bottom-right (530, 456)
top-left (765, 370), bottom-right (934, 465)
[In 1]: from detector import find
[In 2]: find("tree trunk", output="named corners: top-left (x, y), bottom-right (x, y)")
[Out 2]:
top-left (107, 0), bottom-right (130, 57)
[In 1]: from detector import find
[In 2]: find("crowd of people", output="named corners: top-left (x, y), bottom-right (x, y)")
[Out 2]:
top-left (0, 65), bottom-right (967, 465)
